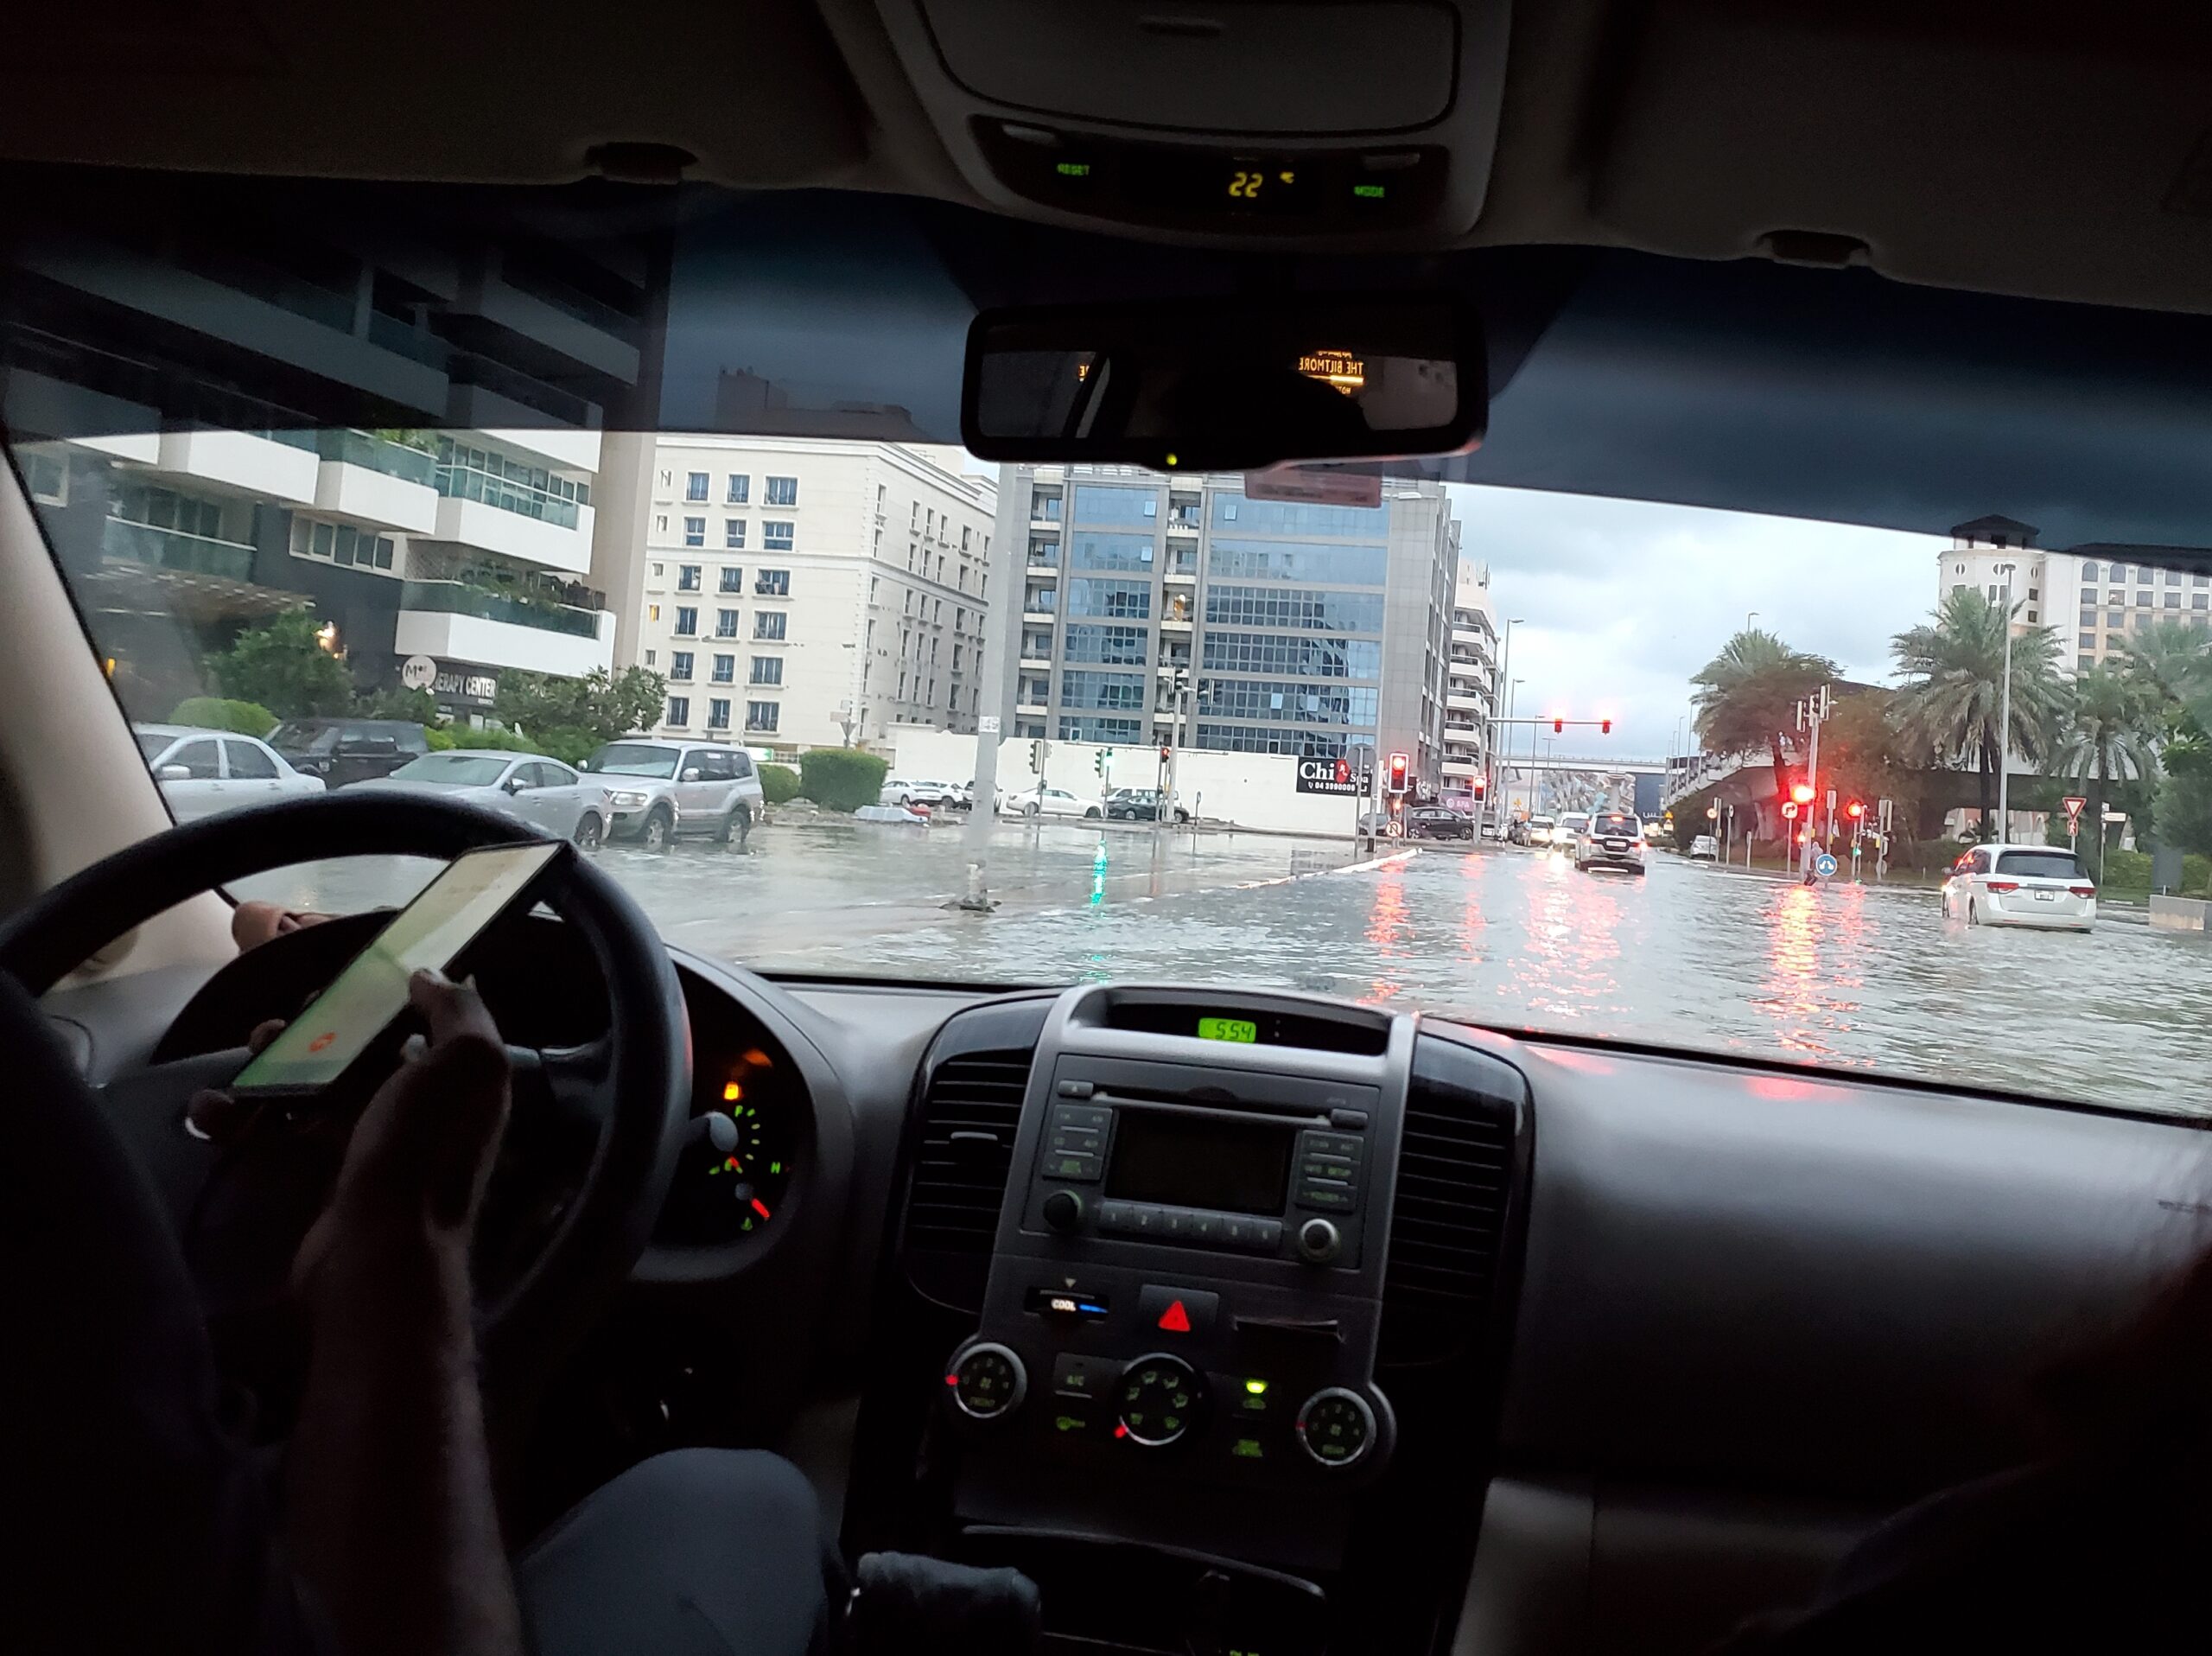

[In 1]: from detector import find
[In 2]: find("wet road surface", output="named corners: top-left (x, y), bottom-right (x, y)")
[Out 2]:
top-left (238, 818), bottom-right (2212, 1118)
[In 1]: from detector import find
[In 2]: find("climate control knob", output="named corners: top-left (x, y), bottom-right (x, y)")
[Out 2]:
top-left (1294, 1387), bottom-right (1376, 1469)
top-left (1041, 1188), bottom-right (1084, 1232)
top-left (946, 1342), bottom-right (1027, 1424)
top-left (1295, 1217), bottom-right (1342, 1264)
top-left (1116, 1353), bottom-right (1205, 1447)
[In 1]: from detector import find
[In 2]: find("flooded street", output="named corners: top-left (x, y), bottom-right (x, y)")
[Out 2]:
top-left (238, 818), bottom-right (2212, 1119)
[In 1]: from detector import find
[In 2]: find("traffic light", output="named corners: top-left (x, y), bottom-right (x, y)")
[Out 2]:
top-left (1599, 718), bottom-right (1612, 736)
top-left (1159, 746), bottom-right (1172, 762)
top-left (1847, 799), bottom-right (1866, 820)
top-left (1471, 777), bottom-right (1486, 800)
top-left (1386, 752), bottom-right (1410, 796)
top-left (1790, 782), bottom-right (1816, 805)
top-left (1029, 740), bottom-right (1045, 773)
top-left (1552, 716), bottom-right (1565, 735)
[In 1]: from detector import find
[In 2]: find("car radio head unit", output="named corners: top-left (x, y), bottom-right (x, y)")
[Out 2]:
top-left (1103, 1111), bottom-right (1291, 1216)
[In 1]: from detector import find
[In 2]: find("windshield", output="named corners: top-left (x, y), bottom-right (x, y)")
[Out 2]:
top-left (389, 755), bottom-right (510, 787)
top-left (134, 732), bottom-right (171, 761)
top-left (12, 423), bottom-right (2212, 1119)
top-left (588, 745), bottom-right (679, 779)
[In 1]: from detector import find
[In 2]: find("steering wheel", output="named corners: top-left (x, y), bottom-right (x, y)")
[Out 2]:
top-left (0, 792), bottom-right (690, 1383)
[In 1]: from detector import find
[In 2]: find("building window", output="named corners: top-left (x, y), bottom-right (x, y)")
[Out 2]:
top-left (673, 606), bottom-right (697, 636)
top-left (648, 603), bottom-right (662, 621)
top-left (746, 701), bottom-right (780, 732)
top-left (645, 649), bottom-right (657, 666)
top-left (755, 611), bottom-right (788, 640)
top-left (2137, 591), bottom-right (2152, 606)
top-left (1072, 486), bottom-right (1158, 525)
top-left (666, 696), bottom-right (690, 727)
top-left (725, 519), bottom-right (746, 548)
top-left (2079, 654), bottom-right (2095, 672)
top-left (2168, 568), bottom-right (2184, 584)
top-left (2167, 591), bottom-right (2183, 608)
top-left (1058, 716), bottom-right (1143, 743)
top-left (715, 608), bottom-right (739, 638)
top-left (686, 472), bottom-right (709, 501)
top-left (764, 521), bottom-right (795, 551)
top-left (719, 566), bottom-right (743, 593)
top-left (669, 651), bottom-right (695, 682)
top-left (764, 475), bottom-right (798, 506)
top-left (2078, 631), bottom-right (2097, 648)
top-left (726, 475), bottom-right (749, 504)
top-left (2081, 560), bottom-right (2100, 580)
top-left (756, 569), bottom-right (791, 596)
top-left (750, 656), bottom-right (784, 686)
top-left (677, 564), bottom-right (701, 590)
top-left (711, 653), bottom-right (735, 684)
top-left (2196, 592), bottom-right (2210, 609)
top-left (707, 698), bottom-right (731, 730)
top-left (683, 517), bottom-right (705, 547)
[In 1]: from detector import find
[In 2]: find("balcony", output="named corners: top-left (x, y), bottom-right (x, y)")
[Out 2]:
top-left (102, 515), bottom-right (257, 583)
top-left (395, 589), bottom-right (614, 678)
top-left (431, 494), bottom-right (595, 575)
top-left (313, 430), bottom-right (439, 533)
top-left (157, 429), bottom-right (319, 504)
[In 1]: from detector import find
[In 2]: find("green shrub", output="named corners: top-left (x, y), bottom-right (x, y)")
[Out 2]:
top-left (798, 748), bottom-right (889, 812)
top-left (759, 763), bottom-right (802, 805)
top-left (354, 685), bottom-right (440, 724)
top-left (425, 725), bottom-right (459, 752)
top-left (168, 697), bottom-right (277, 737)
top-left (2100, 849), bottom-right (2152, 890)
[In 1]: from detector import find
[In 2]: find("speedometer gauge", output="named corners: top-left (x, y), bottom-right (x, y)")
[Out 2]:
top-left (657, 1041), bottom-right (799, 1246)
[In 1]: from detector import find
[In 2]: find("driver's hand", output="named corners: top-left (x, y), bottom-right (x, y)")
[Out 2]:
top-left (292, 970), bottom-right (511, 1303)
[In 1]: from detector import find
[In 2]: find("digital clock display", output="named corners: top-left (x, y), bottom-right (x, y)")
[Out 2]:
top-left (1197, 1016), bottom-right (1259, 1044)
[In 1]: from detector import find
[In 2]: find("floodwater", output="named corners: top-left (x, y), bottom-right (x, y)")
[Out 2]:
top-left (237, 818), bottom-right (2212, 1119)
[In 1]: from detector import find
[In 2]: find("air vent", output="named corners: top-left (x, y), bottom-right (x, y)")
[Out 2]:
top-left (1381, 1041), bottom-right (1520, 1365)
top-left (901, 1048), bottom-right (1031, 1305)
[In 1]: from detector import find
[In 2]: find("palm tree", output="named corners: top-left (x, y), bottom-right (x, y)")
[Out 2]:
top-left (2120, 618), bottom-right (2212, 732)
top-left (1891, 588), bottom-right (2069, 828)
top-left (2051, 665), bottom-right (2159, 876)
top-left (1689, 629), bottom-right (1838, 781)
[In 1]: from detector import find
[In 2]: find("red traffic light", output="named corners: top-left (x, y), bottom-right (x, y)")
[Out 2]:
top-left (1846, 799), bottom-right (1866, 819)
top-left (1160, 746), bottom-right (1172, 762)
top-left (1789, 782), bottom-right (1816, 805)
top-left (1552, 717), bottom-right (1565, 734)
top-left (1471, 778), bottom-right (1487, 799)
top-left (1386, 752), bottom-right (1410, 795)
top-left (1599, 718), bottom-right (1612, 736)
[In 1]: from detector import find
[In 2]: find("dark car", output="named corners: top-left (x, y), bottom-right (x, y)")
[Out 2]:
top-left (1105, 787), bottom-right (1190, 823)
top-left (1404, 805), bottom-right (1475, 841)
top-left (265, 717), bottom-right (429, 788)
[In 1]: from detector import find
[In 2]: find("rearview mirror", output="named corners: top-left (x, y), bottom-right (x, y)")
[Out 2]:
top-left (504, 776), bottom-right (530, 793)
top-left (962, 296), bottom-right (1483, 472)
top-left (158, 763), bottom-right (190, 781)
top-left (681, 767), bottom-right (702, 781)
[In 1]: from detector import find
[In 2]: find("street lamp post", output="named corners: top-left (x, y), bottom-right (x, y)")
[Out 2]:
top-left (1507, 676), bottom-right (1524, 813)
top-left (1491, 617), bottom-right (1522, 828)
top-left (1993, 561), bottom-right (2017, 840)
top-left (1745, 610), bottom-right (1759, 634)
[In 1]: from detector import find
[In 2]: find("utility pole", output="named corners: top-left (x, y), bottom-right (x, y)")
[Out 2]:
top-left (1491, 618), bottom-right (1522, 831)
top-left (1994, 560), bottom-right (2017, 840)
top-left (1794, 684), bottom-right (1833, 881)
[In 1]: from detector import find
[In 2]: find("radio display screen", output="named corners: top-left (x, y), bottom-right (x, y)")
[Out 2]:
top-left (1104, 1111), bottom-right (1292, 1215)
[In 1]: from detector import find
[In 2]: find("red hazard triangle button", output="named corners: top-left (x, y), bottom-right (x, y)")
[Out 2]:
top-left (1138, 1284), bottom-right (1217, 1336)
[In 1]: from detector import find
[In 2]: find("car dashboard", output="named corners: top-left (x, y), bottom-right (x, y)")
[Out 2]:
top-left (41, 918), bottom-right (2210, 1656)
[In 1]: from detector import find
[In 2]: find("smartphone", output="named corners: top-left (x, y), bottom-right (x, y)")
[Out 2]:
top-left (230, 839), bottom-right (565, 1097)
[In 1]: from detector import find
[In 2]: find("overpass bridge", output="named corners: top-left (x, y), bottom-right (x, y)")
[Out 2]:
top-left (1491, 753), bottom-right (1670, 817)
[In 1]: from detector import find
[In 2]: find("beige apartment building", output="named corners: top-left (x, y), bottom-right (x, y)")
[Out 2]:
top-left (607, 437), bottom-right (996, 754)
top-left (1942, 513), bottom-right (2210, 678)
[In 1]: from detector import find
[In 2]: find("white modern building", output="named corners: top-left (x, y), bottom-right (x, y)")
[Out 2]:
top-left (1941, 513), bottom-right (2210, 678)
top-left (614, 438), bottom-right (997, 754)
top-left (1441, 559), bottom-right (1499, 799)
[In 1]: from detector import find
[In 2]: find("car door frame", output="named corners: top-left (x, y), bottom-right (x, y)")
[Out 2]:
top-left (159, 736), bottom-right (227, 819)
top-left (219, 735), bottom-right (286, 806)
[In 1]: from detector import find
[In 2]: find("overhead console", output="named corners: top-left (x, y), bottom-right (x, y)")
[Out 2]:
top-left (869, 0), bottom-right (1510, 244)
top-left (850, 985), bottom-right (1530, 1656)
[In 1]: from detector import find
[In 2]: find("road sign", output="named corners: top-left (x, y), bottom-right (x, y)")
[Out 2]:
top-left (2062, 795), bottom-right (2088, 833)
top-left (1782, 800), bottom-right (1799, 820)
top-left (977, 714), bottom-right (1001, 735)
top-left (1878, 797), bottom-right (1893, 832)
top-left (1814, 852), bottom-right (1838, 878)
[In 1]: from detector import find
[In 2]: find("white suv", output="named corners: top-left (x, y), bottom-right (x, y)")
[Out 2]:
top-left (880, 776), bottom-right (963, 809)
top-left (582, 738), bottom-right (766, 850)
top-left (1941, 844), bottom-right (2097, 932)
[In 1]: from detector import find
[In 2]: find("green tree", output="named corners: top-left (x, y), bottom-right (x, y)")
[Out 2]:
top-left (2051, 665), bottom-right (2160, 877)
top-left (493, 666), bottom-right (665, 746)
top-left (1890, 588), bottom-right (2069, 827)
top-left (353, 685), bottom-right (441, 725)
top-left (168, 696), bottom-right (277, 737)
top-left (210, 612), bottom-right (353, 717)
top-left (1689, 628), bottom-right (1839, 780)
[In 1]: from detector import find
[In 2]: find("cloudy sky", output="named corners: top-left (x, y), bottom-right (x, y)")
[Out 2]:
top-left (1448, 485), bottom-right (1947, 760)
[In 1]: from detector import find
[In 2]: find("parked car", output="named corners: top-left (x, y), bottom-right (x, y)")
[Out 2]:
top-left (578, 737), bottom-right (766, 850)
top-left (1357, 810), bottom-right (1402, 837)
top-left (1689, 834), bottom-right (1720, 861)
top-left (1941, 843), bottom-right (2097, 931)
top-left (879, 776), bottom-right (963, 809)
top-left (353, 750), bottom-right (610, 846)
top-left (136, 723), bottom-right (324, 821)
top-left (1404, 804), bottom-right (1474, 841)
top-left (1105, 787), bottom-right (1190, 823)
top-left (1574, 809), bottom-right (1647, 874)
top-left (265, 717), bottom-right (429, 787)
top-left (1005, 785), bottom-right (1101, 819)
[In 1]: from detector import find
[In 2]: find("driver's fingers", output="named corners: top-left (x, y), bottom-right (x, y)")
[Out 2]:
top-left (407, 968), bottom-right (501, 1051)
top-left (248, 1017), bottom-right (286, 1054)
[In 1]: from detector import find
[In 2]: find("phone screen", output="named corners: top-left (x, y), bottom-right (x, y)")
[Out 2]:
top-left (232, 840), bottom-right (561, 1092)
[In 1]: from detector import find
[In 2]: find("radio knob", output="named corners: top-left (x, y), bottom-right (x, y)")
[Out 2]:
top-left (946, 1342), bottom-right (1027, 1424)
top-left (1041, 1189), bottom-right (1084, 1233)
top-left (1296, 1217), bottom-right (1342, 1264)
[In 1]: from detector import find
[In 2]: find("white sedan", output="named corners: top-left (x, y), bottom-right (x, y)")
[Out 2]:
top-left (879, 775), bottom-right (964, 808)
top-left (1940, 843), bottom-right (2097, 932)
top-left (1004, 785), bottom-right (1102, 819)
top-left (137, 723), bottom-right (325, 821)
top-left (1689, 834), bottom-right (1719, 861)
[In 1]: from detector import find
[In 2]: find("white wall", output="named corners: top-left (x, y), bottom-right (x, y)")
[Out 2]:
top-left (887, 727), bottom-right (1364, 835)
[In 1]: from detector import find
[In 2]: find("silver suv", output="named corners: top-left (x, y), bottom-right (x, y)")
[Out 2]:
top-left (581, 738), bottom-right (766, 850)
